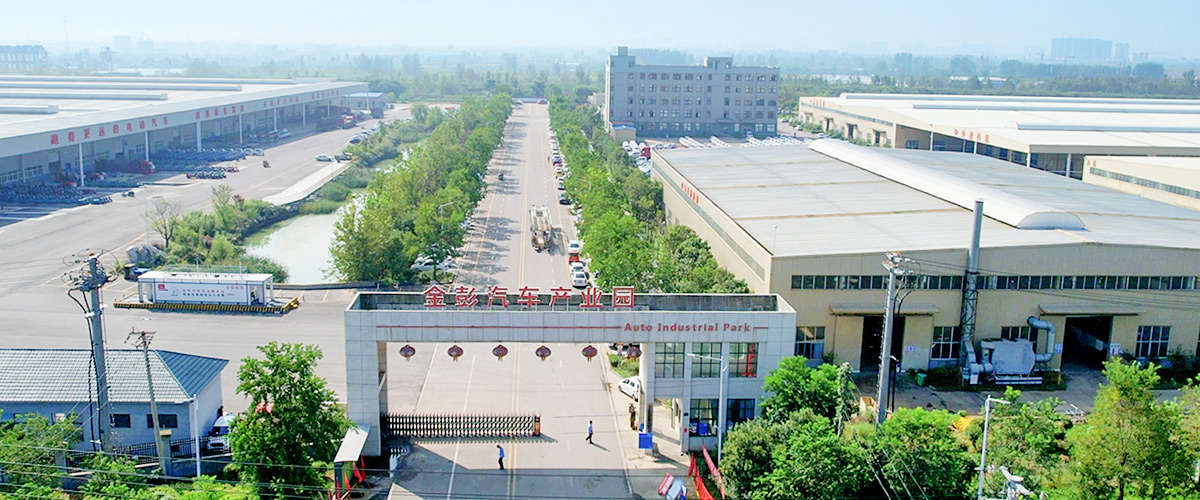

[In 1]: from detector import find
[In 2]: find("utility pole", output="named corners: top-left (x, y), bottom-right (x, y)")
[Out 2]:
top-left (65, 253), bottom-right (113, 451)
top-left (978, 395), bottom-right (1011, 500)
top-left (128, 329), bottom-right (170, 476)
top-left (876, 251), bottom-right (911, 425)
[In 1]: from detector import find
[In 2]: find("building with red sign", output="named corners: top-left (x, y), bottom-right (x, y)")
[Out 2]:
top-left (0, 75), bottom-right (367, 186)
top-left (344, 291), bottom-right (797, 457)
top-left (651, 141), bottom-right (1200, 380)
top-left (798, 93), bottom-right (1200, 180)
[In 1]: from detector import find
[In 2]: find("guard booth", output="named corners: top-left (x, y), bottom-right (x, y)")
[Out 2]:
top-left (136, 271), bottom-right (275, 306)
top-left (333, 426), bottom-right (370, 499)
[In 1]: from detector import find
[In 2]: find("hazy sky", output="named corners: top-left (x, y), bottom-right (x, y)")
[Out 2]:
top-left (6, 0), bottom-right (1199, 58)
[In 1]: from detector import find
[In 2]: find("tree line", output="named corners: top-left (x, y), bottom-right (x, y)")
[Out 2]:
top-left (548, 94), bottom-right (748, 293)
top-left (723, 358), bottom-right (1200, 500)
top-left (329, 94), bottom-right (512, 284)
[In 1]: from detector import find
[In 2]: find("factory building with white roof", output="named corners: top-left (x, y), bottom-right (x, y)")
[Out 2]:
top-left (0, 75), bottom-right (367, 186)
top-left (651, 141), bottom-right (1200, 376)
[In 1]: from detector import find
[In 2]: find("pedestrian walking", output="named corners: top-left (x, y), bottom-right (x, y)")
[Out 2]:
top-left (586, 420), bottom-right (594, 444)
top-left (497, 445), bottom-right (505, 470)
top-left (629, 403), bottom-right (637, 430)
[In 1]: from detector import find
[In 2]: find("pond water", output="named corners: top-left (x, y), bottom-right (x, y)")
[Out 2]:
top-left (245, 209), bottom-right (342, 284)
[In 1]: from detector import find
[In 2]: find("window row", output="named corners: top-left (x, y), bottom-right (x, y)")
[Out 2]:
top-left (640, 123), bottom-right (777, 134)
top-left (110, 413), bottom-right (179, 429)
top-left (790, 274), bottom-right (1200, 291)
top-left (1089, 167), bottom-right (1200, 200)
top-left (637, 72), bottom-right (778, 82)
top-left (690, 398), bottom-right (756, 436)
top-left (632, 97), bottom-right (776, 107)
top-left (654, 342), bottom-right (759, 378)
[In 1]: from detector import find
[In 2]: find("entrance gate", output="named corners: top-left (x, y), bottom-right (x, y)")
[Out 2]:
top-left (345, 291), bottom-right (795, 456)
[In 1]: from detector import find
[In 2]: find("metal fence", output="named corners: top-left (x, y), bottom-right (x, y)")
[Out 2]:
top-left (382, 413), bottom-right (539, 439)
top-left (66, 436), bottom-right (220, 467)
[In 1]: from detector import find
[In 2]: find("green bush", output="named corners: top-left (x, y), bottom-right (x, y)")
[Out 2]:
top-left (608, 353), bottom-right (638, 378)
top-left (317, 182), bottom-right (352, 202)
top-left (925, 365), bottom-right (962, 390)
top-left (298, 199), bottom-right (342, 215)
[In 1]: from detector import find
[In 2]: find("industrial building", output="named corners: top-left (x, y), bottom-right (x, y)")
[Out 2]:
top-left (650, 141), bottom-right (1200, 377)
top-left (1083, 156), bottom-right (1200, 211)
top-left (798, 93), bottom-right (1200, 179)
top-left (0, 75), bottom-right (367, 186)
top-left (604, 47), bottom-right (780, 139)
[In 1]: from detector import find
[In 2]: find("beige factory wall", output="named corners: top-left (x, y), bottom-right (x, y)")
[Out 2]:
top-left (1084, 156), bottom-right (1200, 212)
top-left (652, 154), bottom-right (772, 293)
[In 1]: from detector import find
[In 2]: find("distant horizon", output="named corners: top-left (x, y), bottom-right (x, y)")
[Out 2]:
top-left (4, 0), bottom-right (1199, 61)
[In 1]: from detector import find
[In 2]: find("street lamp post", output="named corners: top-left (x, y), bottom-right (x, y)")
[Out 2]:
top-left (978, 395), bottom-right (1011, 500)
top-left (687, 352), bottom-right (729, 464)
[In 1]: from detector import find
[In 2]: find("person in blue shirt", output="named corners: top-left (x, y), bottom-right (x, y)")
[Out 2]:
top-left (586, 420), bottom-right (594, 444)
top-left (497, 444), bottom-right (505, 470)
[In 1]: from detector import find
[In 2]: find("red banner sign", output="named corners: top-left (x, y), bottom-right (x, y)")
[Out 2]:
top-left (423, 285), bottom-right (635, 310)
top-left (702, 446), bottom-right (726, 498)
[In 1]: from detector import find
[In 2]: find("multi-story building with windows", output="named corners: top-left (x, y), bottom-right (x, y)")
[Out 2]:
top-left (604, 47), bottom-right (780, 139)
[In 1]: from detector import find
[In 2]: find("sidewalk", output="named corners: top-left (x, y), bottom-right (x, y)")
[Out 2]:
top-left (261, 161), bottom-right (350, 205)
top-left (601, 364), bottom-right (692, 499)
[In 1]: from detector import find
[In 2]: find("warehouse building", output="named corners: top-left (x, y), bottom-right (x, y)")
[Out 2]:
top-left (1083, 156), bottom-right (1200, 211)
top-left (798, 93), bottom-right (1200, 179)
top-left (651, 141), bottom-right (1200, 376)
top-left (0, 75), bottom-right (367, 186)
top-left (605, 47), bottom-right (780, 139)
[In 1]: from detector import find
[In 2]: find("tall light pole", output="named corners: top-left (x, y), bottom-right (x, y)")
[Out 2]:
top-left (978, 395), bottom-right (1011, 500)
top-left (876, 251), bottom-right (910, 425)
top-left (687, 352), bottom-right (728, 464)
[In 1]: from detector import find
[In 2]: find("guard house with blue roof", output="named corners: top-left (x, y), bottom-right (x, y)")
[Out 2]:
top-left (0, 349), bottom-right (228, 450)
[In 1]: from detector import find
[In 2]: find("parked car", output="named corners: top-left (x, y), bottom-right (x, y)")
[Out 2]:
top-left (411, 255), bottom-right (454, 272)
top-left (205, 413), bottom-right (236, 451)
top-left (570, 261), bottom-right (585, 273)
top-left (619, 376), bottom-right (641, 401)
top-left (556, 179), bottom-right (565, 190)
top-left (559, 193), bottom-right (571, 205)
top-left (315, 154), bottom-right (333, 161)
top-left (567, 240), bottom-right (582, 255)
top-left (571, 270), bottom-right (589, 288)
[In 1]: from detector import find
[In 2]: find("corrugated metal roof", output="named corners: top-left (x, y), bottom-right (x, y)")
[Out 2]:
top-left (805, 93), bottom-right (1200, 152)
top-left (654, 144), bottom-right (1200, 258)
top-left (0, 349), bottom-right (227, 404)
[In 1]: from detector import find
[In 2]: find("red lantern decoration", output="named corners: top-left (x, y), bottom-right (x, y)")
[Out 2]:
top-left (582, 345), bottom-right (598, 361)
top-left (536, 345), bottom-right (552, 360)
top-left (493, 344), bottom-right (509, 361)
top-left (627, 345), bottom-right (642, 359)
top-left (448, 344), bottom-right (463, 361)
top-left (399, 344), bottom-right (416, 360)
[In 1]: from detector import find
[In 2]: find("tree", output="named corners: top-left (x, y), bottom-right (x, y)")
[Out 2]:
top-left (864, 408), bottom-right (975, 499)
top-left (761, 356), bottom-right (853, 422)
top-left (230, 343), bottom-right (351, 500)
top-left (967, 387), bottom-right (1069, 494)
top-left (1066, 360), bottom-right (1194, 500)
top-left (144, 197), bottom-right (183, 249)
top-left (723, 409), bottom-right (872, 500)
top-left (0, 411), bottom-right (81, 490)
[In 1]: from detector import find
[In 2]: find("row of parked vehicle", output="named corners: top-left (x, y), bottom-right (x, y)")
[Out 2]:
top-left (0, 185), bottom-right (111, 206)
top-left (548, 127), bottom-right (571, 206)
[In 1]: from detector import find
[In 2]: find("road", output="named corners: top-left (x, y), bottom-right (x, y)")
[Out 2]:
top-left (0, 102), bottom-right (637, 499)
top-left (0, 107), bottom-right (411, 411)
top-left (384, 104), bottom-right (631, 500)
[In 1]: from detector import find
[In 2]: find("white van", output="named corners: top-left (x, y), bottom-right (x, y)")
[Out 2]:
top-left (619, 376), bottom-right (641, 401)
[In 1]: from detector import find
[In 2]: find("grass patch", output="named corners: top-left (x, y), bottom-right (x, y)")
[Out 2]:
top-left (608, 354), bottom-right (639, 378)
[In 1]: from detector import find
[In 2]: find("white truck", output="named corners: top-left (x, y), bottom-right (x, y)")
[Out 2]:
top-left (530, 205), bottom-right (552, 252)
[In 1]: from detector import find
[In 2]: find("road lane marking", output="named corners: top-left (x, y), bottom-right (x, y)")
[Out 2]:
top-left (445, 354), bottom-right (477, 500)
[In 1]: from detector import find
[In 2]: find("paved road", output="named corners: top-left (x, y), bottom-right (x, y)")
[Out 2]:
top-left (0, 107), bottom-right (410, 410)
top-left (385, 104), bottom-right (630, 500)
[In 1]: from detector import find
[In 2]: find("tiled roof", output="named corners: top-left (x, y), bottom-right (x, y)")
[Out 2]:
top-left (0, 349), bottom-right (227, 404)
